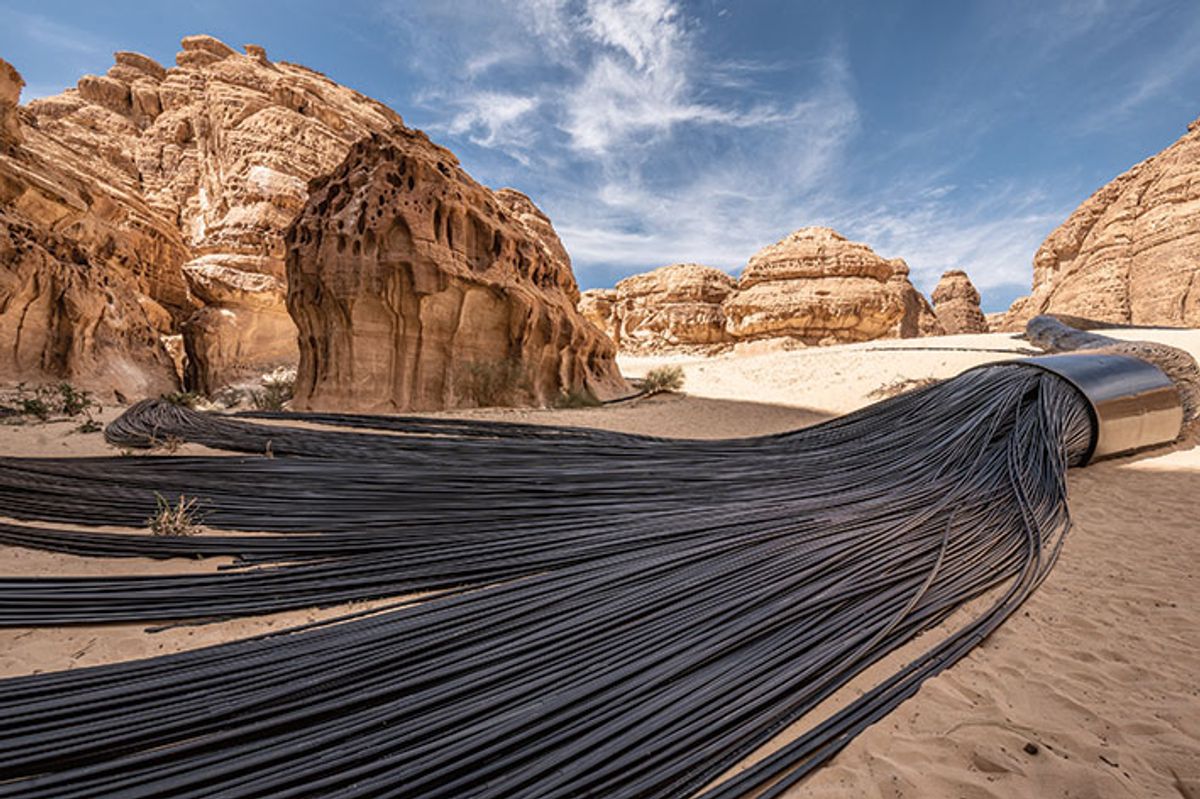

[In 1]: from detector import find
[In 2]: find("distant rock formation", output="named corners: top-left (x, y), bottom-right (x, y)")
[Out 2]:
top-left (2, 36), bottom-right (402, 395)
top-left (1001, 115), bottom-right (1200, 330)
top-left (285, 132), bottom-right (627, 411)
top-left (583, 228), bottom-right (942, 353)
top-left (932, 269), bottom-right (989, 334)
top-left (581, 263), bottom-right (737, 353)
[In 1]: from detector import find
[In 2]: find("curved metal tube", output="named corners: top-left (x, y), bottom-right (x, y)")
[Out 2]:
top-left (986, 353), bottom-right (1183, 463)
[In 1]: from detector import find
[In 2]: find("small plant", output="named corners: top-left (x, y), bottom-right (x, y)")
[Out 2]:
top-left (868, 377), bottom-right (941, 401)
top-left (250, 367), bottom-right (296, 411)
top-left (161, 391), bottom-right (204, 409)
top-left (147, 493), bottom-right (205, 536)
top-left (640, 365), bottom-right (685, 395)
top-left (148, 433), bottom-right (185, 453)
top-left (457, 359), bottom-right (531, 407)
top-left (2, 382), bottom-right (101, 426)
top-left (75, 419), bottom-right (103, 434)
top-left (554, 387), bottom-right (601, 409)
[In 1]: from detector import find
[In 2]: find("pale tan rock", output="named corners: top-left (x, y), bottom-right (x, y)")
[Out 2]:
top-left (579, 289), bottom-right (619, 344)
top-left (932, 269), bottom-right (989, 334)
top-left (608, 263), bottom-right (736, 352)
top-left (1005, 116), bottom-right (1200, 327)
top-left (7, 35), bottom-right (405, 392)
top-left (1, 58), bottom-right (22, 148)
top-left (285, 131), bottom-right (628, 411)
top-left (724, 228), bottom-right (940, 344)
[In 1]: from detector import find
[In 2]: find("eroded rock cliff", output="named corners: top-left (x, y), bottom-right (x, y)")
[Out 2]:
top-left (2, 37), bottom-right (403, 394)
top-left (1002, 116), bottom-right (1200, 329)
top-left (285, 132), bottom-right (627, 411)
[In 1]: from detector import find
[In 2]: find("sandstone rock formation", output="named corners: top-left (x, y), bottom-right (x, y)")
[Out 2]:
top-left (726, 229), bottom-right (941, 344)
top-left (1002, 116), bottom-right (1200, 329)
top-left (582, 263), bottom-right (736, 353)
top-left (285, 132), bottom-right (627, 411)
top-left (932, 269), bottom-right (989, 334)
top-left (581, 228), bottom-right (942, 353)
top-left (1, 57), bottom-right (182, 397)
top-left (2, 36), bottom-right (404, 394)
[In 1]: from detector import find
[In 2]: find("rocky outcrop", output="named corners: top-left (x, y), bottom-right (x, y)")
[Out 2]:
top-left (581, 229), bottom-right (942, 353)
top-left (588, 263), bottom-right (736, 353)
top-left (1003, 116), bottom-right (1200, 329)
top-left (3, 37), bottom-right (403, 394)
top-left (932, 269), bottom-right (989, 334)
top-left (1, 59), bottom-right (22, 148)
top-left (722, 228), bottom-right (940, 346)
top-left (1, 58), bottom-right (183, 397)
top-left (285, 132), bottom-right (627, 411)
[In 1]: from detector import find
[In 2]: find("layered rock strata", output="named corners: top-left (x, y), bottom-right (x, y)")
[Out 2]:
top-left (932, 269), bottom-right (989, 334)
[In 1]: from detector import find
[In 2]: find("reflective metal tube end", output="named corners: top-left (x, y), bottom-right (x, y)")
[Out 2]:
top-left (999, 353), bottom-right (1183, 464)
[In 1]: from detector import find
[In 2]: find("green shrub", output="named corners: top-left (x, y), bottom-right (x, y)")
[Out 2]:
top-left (161, 391), bottom-right (204, 409)
top-left (640, 365), bottom-right (685, 395)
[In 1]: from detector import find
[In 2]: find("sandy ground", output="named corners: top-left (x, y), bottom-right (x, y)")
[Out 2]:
top-left (1, 330), bottom-right (1198, 797)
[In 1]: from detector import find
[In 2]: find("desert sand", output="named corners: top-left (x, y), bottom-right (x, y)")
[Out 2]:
top-left (1, 330), bottom-right (1198, 798)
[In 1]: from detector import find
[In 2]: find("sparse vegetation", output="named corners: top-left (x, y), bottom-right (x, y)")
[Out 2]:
top-left (249, 367), bottom-right (296, 411)
top-left (868, 376), bottom-right (942, 400)
top-left (554, 387), bottom-right (602, 409)
top-left (161, 391), bottom-right (204, 409)
top-left (147, 433), bottom-right (186, 453)
top-left (640, 365), bottom-right (685, 395)
top-left (457, 358), bottom-right (531, 407)
top-left (147, 493), bottom-right (206, 536)
top-left (1, 382), bottom-right (102, 430)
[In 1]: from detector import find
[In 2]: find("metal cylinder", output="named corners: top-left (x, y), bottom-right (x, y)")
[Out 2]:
top-left (987, 353), bottom-right (1183, 464)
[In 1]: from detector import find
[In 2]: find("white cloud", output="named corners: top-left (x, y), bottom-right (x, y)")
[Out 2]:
top-left (441, 91), bottom-right (541, 153)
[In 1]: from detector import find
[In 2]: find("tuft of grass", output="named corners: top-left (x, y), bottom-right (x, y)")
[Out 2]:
top-left (75, 419), bottom-right (103, 434)
top-left (148, 433), bottom-right (185, 453)
top-left (868, 377), bottom-right (941, 401)
top-left (147, 493), bottom-right (205, 536)
top-left (554, 387), bottom-right (601, 409)
top-left (457, 358), bottom-right (531, 407)
top-left (640, 365), bottom-right (685, 395)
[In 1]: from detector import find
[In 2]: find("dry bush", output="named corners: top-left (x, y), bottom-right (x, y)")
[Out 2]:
top-left (147, 493), bottom-right (205, 536)
top-left (250, 367), bottom-right (296, 411)
top-left (868, 376), bottom-right (942, 400)
top-left (641, 365), bottom-right (685, 395)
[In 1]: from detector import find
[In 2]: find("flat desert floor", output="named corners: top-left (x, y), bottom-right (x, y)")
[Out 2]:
top-left (2, 330), bottom-right (1198, 798)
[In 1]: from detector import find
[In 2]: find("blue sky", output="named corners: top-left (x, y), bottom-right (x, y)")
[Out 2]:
top-left (2, 0), bottom-right (1198, 310)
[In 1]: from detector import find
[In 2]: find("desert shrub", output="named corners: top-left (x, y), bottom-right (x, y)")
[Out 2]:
top-left (640, 365), bottom-right (685, 395)
top-left (147, 493), bottom-right (205, 536)
top-left (2, 382), bottom-right (101, 427)
top-left (147, 433), bottom-right (185, 453)
top-left (75, 419), bottom-right (103, 434)
top-left (161, 391), bottom-right (204, 409)
top-left (250, 367), bottom-right (296, 411)
top-left (457, 359), bottom-right (530, 407)
top-left (554, 387), bottom-right (601, 409)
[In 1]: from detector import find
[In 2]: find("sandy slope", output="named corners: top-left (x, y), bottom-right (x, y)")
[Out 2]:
top-left (1, 331), bottom-right (1198, 797)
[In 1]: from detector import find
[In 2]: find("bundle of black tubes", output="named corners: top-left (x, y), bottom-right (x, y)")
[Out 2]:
top-left (0, 362), bottom-right (1094, 797)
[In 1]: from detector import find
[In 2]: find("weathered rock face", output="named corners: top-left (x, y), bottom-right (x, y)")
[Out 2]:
top-left (1003, 116), bottom-right (1200, 328)
top-left (1, 59), bottom-right (22, 149)
top-left (1, 58), bottom-right (183, 397)
top-left (285, 132), bottom-right (628, 411)
top-left (580, 229), bottom-right (942, 353)
top-left (3, 37), bottom-right (403, 394)
top-left (601, 263), bottom-right (737, 352)
top-left (724, 228), bottom-right (941, 345)
top-left (932, 269), bottom-right (989, 334)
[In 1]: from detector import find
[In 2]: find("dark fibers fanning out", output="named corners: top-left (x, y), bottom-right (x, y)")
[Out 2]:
top-left (0, 364), bottom-right (1094, 797)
